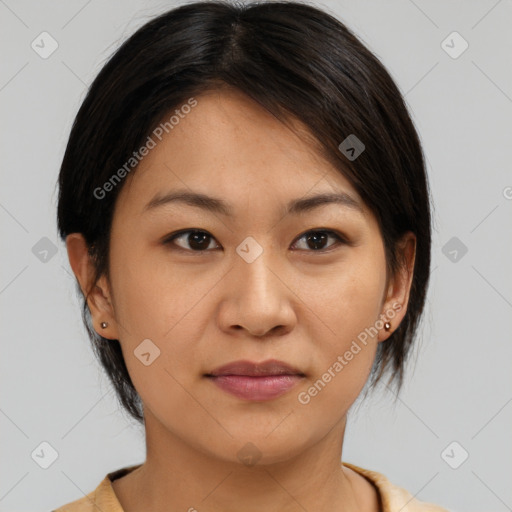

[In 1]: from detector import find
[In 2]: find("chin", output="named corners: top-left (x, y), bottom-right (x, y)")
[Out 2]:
top-left (203, 429), bottom-right (315, 468)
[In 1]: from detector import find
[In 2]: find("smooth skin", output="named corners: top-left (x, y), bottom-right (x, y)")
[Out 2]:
top-left (67, 86), bottom-right (415, 512)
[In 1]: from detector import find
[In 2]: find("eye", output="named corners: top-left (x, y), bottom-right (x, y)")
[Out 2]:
top-left (162, 228), bottom-right (348, 253)
top-left (291, 229), bottom-right (347, 252)
top-left (163, 229), bottom-right (220, 252)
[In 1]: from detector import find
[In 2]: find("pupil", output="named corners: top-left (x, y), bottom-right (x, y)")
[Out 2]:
top-left (308, 232), bottom-right (327, 250)
top-left (190, 232), bottom-right (209, 250)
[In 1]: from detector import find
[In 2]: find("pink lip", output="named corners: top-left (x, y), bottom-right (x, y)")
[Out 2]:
top-left (205, 359), bottom-right (305, 401)
top-left (208, 359), bottom-right (305, 377)
top-left (208, 375), bottom-right (303, 401)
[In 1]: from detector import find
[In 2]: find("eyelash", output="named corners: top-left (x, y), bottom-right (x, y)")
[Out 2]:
top-left (162, 228), bottom-right (349, 254)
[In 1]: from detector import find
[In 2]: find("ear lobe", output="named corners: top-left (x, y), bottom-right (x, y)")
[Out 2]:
top-left (66, 233), bottom-right (118, 338)
top-left (379, 232), bottom-right (416, 341)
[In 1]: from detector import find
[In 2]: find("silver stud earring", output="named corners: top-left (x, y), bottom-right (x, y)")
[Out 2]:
top-left (384, 321), bottom-right (391, 331)
top-left (100, 321), bottom-right (109, 329)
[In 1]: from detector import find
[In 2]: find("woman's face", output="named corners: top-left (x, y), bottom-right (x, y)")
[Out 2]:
top-left (70, 87), bottom-right (414, 464)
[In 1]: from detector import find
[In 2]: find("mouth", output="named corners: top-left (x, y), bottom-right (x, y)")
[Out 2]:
top-left (206, 359), bottom-right (306, 378)
top-left (204, 359), bottom-right (306, 401)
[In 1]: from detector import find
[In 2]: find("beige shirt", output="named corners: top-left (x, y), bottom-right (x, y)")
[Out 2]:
top-left (52, 462), bottom-right (451, 512)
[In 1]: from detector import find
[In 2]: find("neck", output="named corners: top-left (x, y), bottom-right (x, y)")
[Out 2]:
top-left (115, 412), bottom-right (364, 512)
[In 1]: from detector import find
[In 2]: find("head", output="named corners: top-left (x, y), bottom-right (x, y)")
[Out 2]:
top-left (58, 0), bottom-right (431, 463)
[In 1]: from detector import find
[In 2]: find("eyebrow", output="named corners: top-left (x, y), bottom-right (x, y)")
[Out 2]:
top-left (142, 189), bottom-right (365, 217)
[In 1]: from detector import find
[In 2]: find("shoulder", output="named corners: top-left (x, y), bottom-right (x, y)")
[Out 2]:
top-left (343, 462), bottom-right (453, 512)
top-left (52, 477), bottom-right (111, 512)
top-left (52, 476), bottom-right (120, 512)
top-left (52, 465), bottom-right (141, 512)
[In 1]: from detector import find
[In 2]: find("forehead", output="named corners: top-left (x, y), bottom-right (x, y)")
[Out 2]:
top-left (115, 88), bottom-right (364, 216)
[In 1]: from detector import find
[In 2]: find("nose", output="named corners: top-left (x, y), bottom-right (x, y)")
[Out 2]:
top-left (218, 248), bottom-right (297, 339)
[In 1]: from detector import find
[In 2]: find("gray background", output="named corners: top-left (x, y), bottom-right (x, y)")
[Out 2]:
top-left (1, 1), bottom-right (511, 511)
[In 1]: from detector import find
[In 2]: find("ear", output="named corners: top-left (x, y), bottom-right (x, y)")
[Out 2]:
top-left (66, 233), bottom-right (120, 340)
top-left (378, 231), bottom-right (416, 342)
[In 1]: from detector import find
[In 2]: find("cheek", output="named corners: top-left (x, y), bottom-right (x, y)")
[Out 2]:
top-left (303, 250), bottom-right (386, 394)
top-left (109, 243), bottom-right (197, 339)
top-left (316, 249), bottom-right (387, 338)
top-left (108, 251), bottom-right (205, 416)
top-left (108, 244), bottom-right (218, 381)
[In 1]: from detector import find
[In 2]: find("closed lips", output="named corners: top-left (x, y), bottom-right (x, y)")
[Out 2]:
top-left (205, 359), bottom-right (306, 377)
top-left (205, 359), bottom-right (306, 401)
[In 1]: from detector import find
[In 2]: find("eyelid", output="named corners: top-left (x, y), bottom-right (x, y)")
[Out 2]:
top-left (291, 228), bottom-right (348, 251)
top-left (162, 229), bottom-right (221, 252)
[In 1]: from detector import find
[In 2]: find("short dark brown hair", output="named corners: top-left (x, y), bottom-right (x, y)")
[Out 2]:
top-left (57, 0), bottom-right (432, 424)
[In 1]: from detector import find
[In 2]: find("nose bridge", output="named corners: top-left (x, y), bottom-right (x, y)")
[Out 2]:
top-left (235, 235), bottom-right (279, 303)
top-left (226, 234), bottom-right (294, 335)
